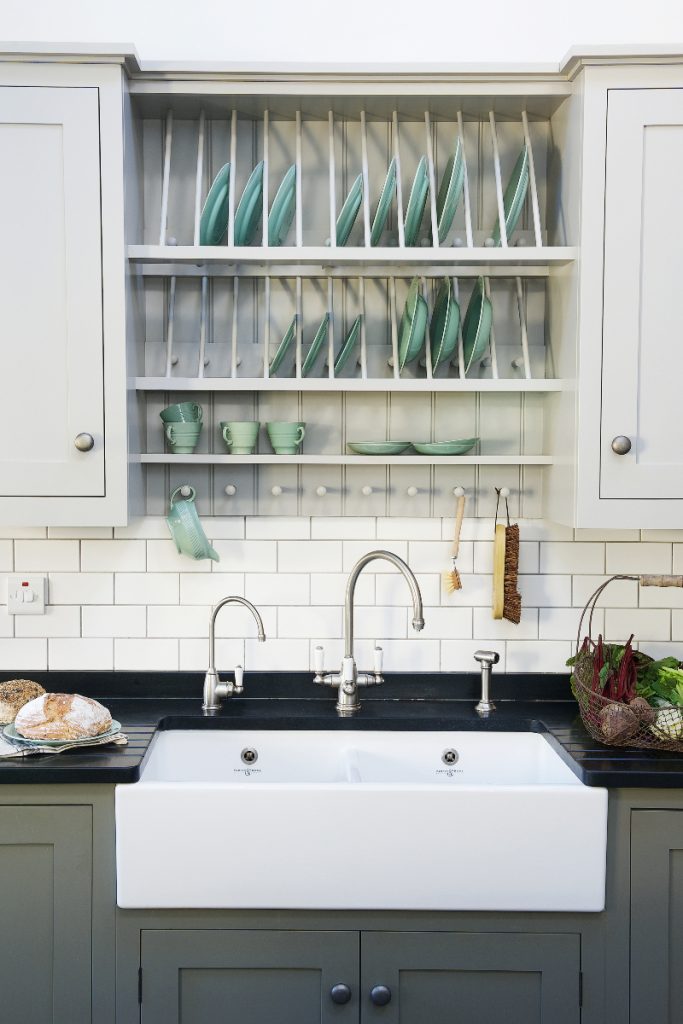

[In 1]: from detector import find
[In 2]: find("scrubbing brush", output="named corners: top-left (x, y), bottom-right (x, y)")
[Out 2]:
top-left (492, 487), bottom-right (522, 623)
top-left (443, 489), bottom-right (466, 593)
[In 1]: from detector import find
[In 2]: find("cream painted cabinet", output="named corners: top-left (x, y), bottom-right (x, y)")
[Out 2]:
top-left (0, 64), bottom-right (127, 525)
top-left (601, 88), bottom-right (683, 502)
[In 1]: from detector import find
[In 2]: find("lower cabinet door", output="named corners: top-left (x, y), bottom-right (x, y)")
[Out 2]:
top-left (140, 929), bottom-right (360, 1024)
top-left (631, 809), bottom-right (683, 1024)
top-left (361, 931), bottom-right (581, 1024)
top-left (0, 805), bottom-right (92, 1023)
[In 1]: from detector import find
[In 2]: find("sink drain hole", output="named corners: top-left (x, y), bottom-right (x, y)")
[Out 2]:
top-left (441, 749), bottom-right (459, 766)
top-left (241, 747), bottom-right (258, 765)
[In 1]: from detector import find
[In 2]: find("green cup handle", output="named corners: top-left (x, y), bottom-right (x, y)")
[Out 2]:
top-left (165, 424), bottom-right (177, 444)
top-left (169, 485), bottom-right (196, 508)
top-left (221, 425), bottom-right (233, 447)
top-left (192, 403), bottom-right (203, 423)
top-left (295, 425), bottom-right (305, 444)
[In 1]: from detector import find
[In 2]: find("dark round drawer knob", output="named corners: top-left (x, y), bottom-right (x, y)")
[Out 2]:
top-left (330, 983), bottom-right (352, 1005)
top-left (370, 985), bottom-right (392, 1006)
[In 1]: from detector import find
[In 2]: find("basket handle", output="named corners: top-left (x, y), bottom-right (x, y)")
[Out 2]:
top-left (640, 574), bottom-right (683, 588)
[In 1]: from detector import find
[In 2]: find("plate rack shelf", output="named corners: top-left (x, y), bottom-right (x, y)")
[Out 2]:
top-left (128, 85), bottom-right (573, 515)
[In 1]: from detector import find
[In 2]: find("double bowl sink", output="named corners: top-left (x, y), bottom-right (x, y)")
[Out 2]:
top-left (115, 727), bottom-right (607, 912)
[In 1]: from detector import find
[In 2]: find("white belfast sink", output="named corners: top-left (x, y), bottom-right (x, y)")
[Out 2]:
top-left (115, 729), bottom-right (607, 912)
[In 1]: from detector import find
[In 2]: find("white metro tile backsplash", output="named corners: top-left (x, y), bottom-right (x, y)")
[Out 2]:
top-left (0, 518), bottom-right (681, 673)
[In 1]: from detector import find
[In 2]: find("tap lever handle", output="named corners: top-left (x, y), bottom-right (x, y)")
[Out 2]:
top-left (314, 645), bottom-right (325, 674)
top-left (233, 664), bottom-right (244, 694)
top-left (474, 650), bottom-right (500, 667)
top-left (373, 645), bottom-right (383, 675)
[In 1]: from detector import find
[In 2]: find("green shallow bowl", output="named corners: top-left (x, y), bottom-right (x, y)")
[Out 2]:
top-left (199, 163), bottom-right (231, 246)
top-left (347, 442), bottom-right (412, 456)
top-left (412, 438), bottom-right (478, 456)
top-left (336, 173), bottom-right (363, 246)
top-left (5, 720), bottom-right (123, 747)
top-left (234, 161), bottom-right (264, 246)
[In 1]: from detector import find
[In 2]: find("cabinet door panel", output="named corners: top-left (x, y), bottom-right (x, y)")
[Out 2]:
top-left (361, 931), bottom-right (580, 1024)
top-left (601, 89), bottom-right (683, 499)
top-left (0, 86), bottom-right (104, 496)
top-left (631, 809), bottom-right (683, 1024)
top-left (140, 929), bottom-right (359, 1024)
top-left (0, 805), bottom-right (92, 1022)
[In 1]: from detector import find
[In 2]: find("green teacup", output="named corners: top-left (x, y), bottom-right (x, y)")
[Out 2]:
top-left (165, 421), bottom-right (202, 454)
top-left (221, 420), bottom-right (260, 455)
top-left (266, 421), bottom-right (306, 455)
top-left (160, 402), bottom-right (203, 424)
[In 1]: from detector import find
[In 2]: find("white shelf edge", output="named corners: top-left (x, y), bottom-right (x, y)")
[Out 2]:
top-left (128, 244), bottom-right (577, 269)
top-left (132, 376), bottom-right (568, 393)
top-left (134, 453), bottom-right (556, 466)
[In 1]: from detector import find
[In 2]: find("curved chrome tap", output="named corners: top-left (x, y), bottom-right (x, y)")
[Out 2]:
top-left (314, 550), bottom-right (424, 715)
top-left (203, 596), bottom-right (266, 711)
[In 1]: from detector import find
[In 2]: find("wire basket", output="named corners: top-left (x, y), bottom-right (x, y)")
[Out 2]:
top-left (571, 574), bottom-right (683, 752)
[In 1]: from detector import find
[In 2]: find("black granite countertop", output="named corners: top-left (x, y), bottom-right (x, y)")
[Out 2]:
top-left (1, 671), bottom-right (683, 787)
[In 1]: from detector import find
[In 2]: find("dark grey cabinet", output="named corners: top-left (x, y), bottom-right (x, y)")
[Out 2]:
top-left (139, 930), bottom-right (360, 1023)
top-left (361, 931), bottom-right (581, 1024)
top-left (631, 809), bottom-right (683, 1024)
top-left (136, 927), bottom-right (581, 1024)
top-left (0, 804), bottom-right (92, 1023)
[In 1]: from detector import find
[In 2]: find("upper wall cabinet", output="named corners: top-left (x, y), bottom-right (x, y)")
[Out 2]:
top-left (552, 67), bottom-right (683, 529)
top-left (0, 63), bottom-right (128, 525)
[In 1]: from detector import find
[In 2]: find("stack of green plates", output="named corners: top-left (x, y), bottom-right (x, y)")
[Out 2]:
top-left (492, 146), bottom-right (529, 245)
top-left (336, 174), bottom-right (363, 246)
top-left (412, 438), bottom-right (478, 456)
top-left (370, 158), bottom-right (397, 246)
top-left (461, 278), bottom-right (493, 374)
top-left (268, 165), bottom-right (297, 246)
top-left (436, 139), bottom-right (465, 243)
top-left (234, 161), bottom-right (264, 246)
top-left (199, 163), bottom-right (231, 245)
top-left (429, 278), bottom-right (460, 370)
top-left (404, 157), bottom-right (429, 246)
top-left (398, 278), bottom-right (428, 371)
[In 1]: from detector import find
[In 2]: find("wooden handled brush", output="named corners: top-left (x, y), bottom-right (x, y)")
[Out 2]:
top-left (492, 489), bottom-right (521, 623)
top-left (443, 492), bottom-right (466, 593)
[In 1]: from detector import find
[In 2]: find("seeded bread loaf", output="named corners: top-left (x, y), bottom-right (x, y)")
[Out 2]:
top-left (14, 693), bottom-right (112, 740)
top-left (0, 679), bottom-right (46, 724)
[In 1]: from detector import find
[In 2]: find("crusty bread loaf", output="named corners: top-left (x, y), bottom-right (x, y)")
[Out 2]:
top-left (14, 693), bottom-right (112, 740)
top-left (0, 679), bottom-right (46, 724)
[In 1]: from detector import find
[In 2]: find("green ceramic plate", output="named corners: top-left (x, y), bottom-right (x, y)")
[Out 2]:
top-left (403, 156), bottom-right (429, 246)
top-left (412, 438), bottom-right (478, 456)
top-left (269, 316), bottom-right (297, 376)
top-left (370, 157), bottom-right (397, 246)
top-left (492, 146), bottom-right (529, 245)
top-left (347, 441), bottom-right (412, 456)
top-left (398, 279), bottom-right (428, 370)
top-left (336, 173), bottom-right (363, 246)
top-left (429, 278), bottom-right (460, 370)
top-left (234, 161), bottom-right (264, 246)
top-left (199, 163), bottom-right (231, 245)
top-left (334, 315), bottom-right (362, 375)
top-left (268, 164), bottom-right (297, 246)
top-left (302, 313), bottom-right (330, 376)
top-left (436, 139), bottom-right (465, 243)
top-left (462, 278), bottom-right (493, 374)
top-left (4, 720), bottom-right (122, 747)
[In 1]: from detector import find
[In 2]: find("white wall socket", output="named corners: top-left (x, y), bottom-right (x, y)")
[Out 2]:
top-left (7, 575), bottom-right (47, 615)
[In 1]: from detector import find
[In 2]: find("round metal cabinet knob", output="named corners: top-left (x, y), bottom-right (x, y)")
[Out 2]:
top-left (74, 432), bottom-right (95, 452)
top-left (611, 435), bottom-right (632, 455)
top-left (370, 985), bottom-right (392, 1006)
top-left (330, 984), bottom-right (352, 1005)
